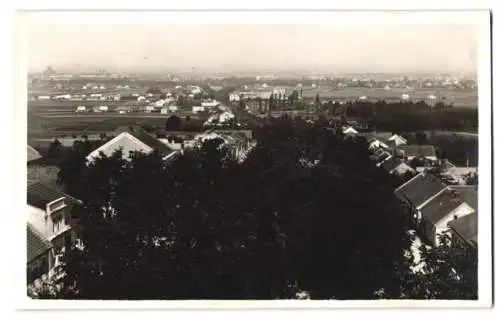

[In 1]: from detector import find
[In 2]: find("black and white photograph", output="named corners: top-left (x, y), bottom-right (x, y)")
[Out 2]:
top-left (15, 10), bottom-right (492, 307)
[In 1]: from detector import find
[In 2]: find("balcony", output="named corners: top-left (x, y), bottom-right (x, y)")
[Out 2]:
top-left (46, 198), bottom-right (67, 215)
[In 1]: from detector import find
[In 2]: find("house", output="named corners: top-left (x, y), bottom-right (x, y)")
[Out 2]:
top-left (27, 145), bottom-right (43, 164)
top-left (160, 107), bottom-right (169, 114)
top-left (368, 138), bottom-right (389, 152)
top-left (450, 185), bottom-right (478, 210)
top-left (448, 213), bottom-right (477, 251)
top-left (27, 182), bottom-right (82, 268)
top-left (219, 111), bottom-right (235, 123)
top-left (155, 99), bottom-right (166, 107)
top-left (229, 93), bottom-right (240, 102)
top-left (444, 167), bottom-right (478, 185)
top-left (398, 145), bottom-right (438, 162)
top-left (92, 105), bottom-right (109, 113)
top-left (86, 126), bottom-right (175, 162)
top-left (193, 129), bottom-right (255, 163)
top-left (342, 126), bottom-right (359, 136)
top-left (380, 157), bottom-right (415, 176)
top-left (168, 105), bottom-right (179, 112)
top-left (141, 105), bottom-right (155, 113)
top-left (115, 105), bottom-right (132, 114)
top-left (418, 188), bottom-right (475, 246)
top-left (394, 172), bottom-right (447, 226)
top-left (192, 106), bottom-right (205, 113)
top-left (201, 99), bottom-right (219, 107)
top-left (27, 224), bottom-right (53, 283)
top-left (75, 105), bottom-right (86, 113)
top-left (387, 134), bottom-right (407, 146)
top-left (371, 149), bottom-right (391, 165)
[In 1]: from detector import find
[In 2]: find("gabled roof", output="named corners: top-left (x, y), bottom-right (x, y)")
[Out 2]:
top-left (395, 173), bottom-right (447, 208)
top-left (387, 134), bottom-right (407, 146)
top-left (448, 213), bottom-right (478, 249)
top-left (419, 189), bottom-right (465, 225)
top-left (27, 224), bottom-right (53, 263)
top-left (88, 127), bottom-right (174, 161)
top-left (119, 126), bottom-right (174, 155)
top-left (450, 185), bottom-right (478, 212)
top-left (27, 182), bottom-right (66, 210)
top-left (371, 151), bottom-right (391, 164)
top-left (369, 139), bottom-right (389, 149)
top-left (381, 157), bottom-right (412, 173)
top-left (87, 132), bottom-right (153, 161)
top-left (399, 145), bottom-right (437, 158)
top-left (27, 145), bottom-right (42, 163)
top-left (343, 126), bottom-right (359, 135)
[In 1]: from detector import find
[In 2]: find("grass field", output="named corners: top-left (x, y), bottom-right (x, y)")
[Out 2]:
top-left (27, 98), bottom-right (209, 144)
top-left (297, 87), bottom-right (477, 108)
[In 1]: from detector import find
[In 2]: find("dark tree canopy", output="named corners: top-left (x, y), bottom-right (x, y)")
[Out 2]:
top-left (50, 119), bottom-right (477, 300)
top-left (165, 115), bottom-right (182, 131)
top-left (47, 139), bottom-right (63, 159)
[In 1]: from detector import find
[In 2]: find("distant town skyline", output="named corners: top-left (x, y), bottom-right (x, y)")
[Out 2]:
top-left (27, 24), bottom-right (477, 75)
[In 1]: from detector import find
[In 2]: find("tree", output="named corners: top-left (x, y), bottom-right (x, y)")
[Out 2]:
top-left (465, 172), bottom-right (478, 186)
top-left (47, 139), bottom-right (63, 159)
top-left (165, 115), bottom-right (182, 131)
top-left (57, 138), bottom-right (105, 197)
top-left (146, 87), bottom-right (162, 95)
top-left (57, 120), bottom-right (418, 300)
top-left (51, 118), bottom-right (478, 300)
top-left (177, 95), bottom-right (185, 107)
top-left (415, 132), bottom-right (428, 145)
top-left (400, 235), bottom-right (477, 299)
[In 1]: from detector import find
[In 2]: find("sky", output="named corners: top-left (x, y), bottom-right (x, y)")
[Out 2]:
top-left (26, 24), bottom-right (477, 74)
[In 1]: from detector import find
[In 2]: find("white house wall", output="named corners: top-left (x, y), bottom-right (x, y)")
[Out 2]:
top-left (434, 202), bottom-right (475, 246)
top-left (28, 205), bottom-right (47, 238)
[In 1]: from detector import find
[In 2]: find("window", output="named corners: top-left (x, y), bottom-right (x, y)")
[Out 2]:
top-left (52, 213), bottom-right (65, 234)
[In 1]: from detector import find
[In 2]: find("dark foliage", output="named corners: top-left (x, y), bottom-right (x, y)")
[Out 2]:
top-left (165, 115), bottom-right (182, 131)
top-left (47, 139), bottom-right (63, 159)
top-left (52, 119), bottom-right (476, 300)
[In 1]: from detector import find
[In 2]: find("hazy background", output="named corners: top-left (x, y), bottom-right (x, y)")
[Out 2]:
top-left (27, 24), bottom-right (477, 74)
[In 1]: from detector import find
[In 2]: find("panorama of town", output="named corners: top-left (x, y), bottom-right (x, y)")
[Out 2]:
top-left (24, 11), bottom-right (482, 301)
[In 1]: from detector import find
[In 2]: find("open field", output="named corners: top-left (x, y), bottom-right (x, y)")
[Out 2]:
top-left (28, 99), bottom-right (209, 144)
top-left (298, 87), bottom-right (477, 108)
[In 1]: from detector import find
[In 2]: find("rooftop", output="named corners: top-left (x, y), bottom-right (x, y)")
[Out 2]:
top-left (27, 181), bottom-right (80, 211)
top-left (87, 126), bottom-right (175, 160)
top-left (419, 189), bottom-right (464, 225)
top-left (395, 173), bottom-right (446, 208)
top-left (450, 185), bottom-right (478, 211)
top-left (387, 134), bottom-right (407, 146)
top-left (27, 224), bottom-right (53, 263)
top-left (448, 213), bottom-right (478, 249)
top-left (399, 144), bottom-right (437, 158)
top-left (27, 145), bottom-right (42, 163)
